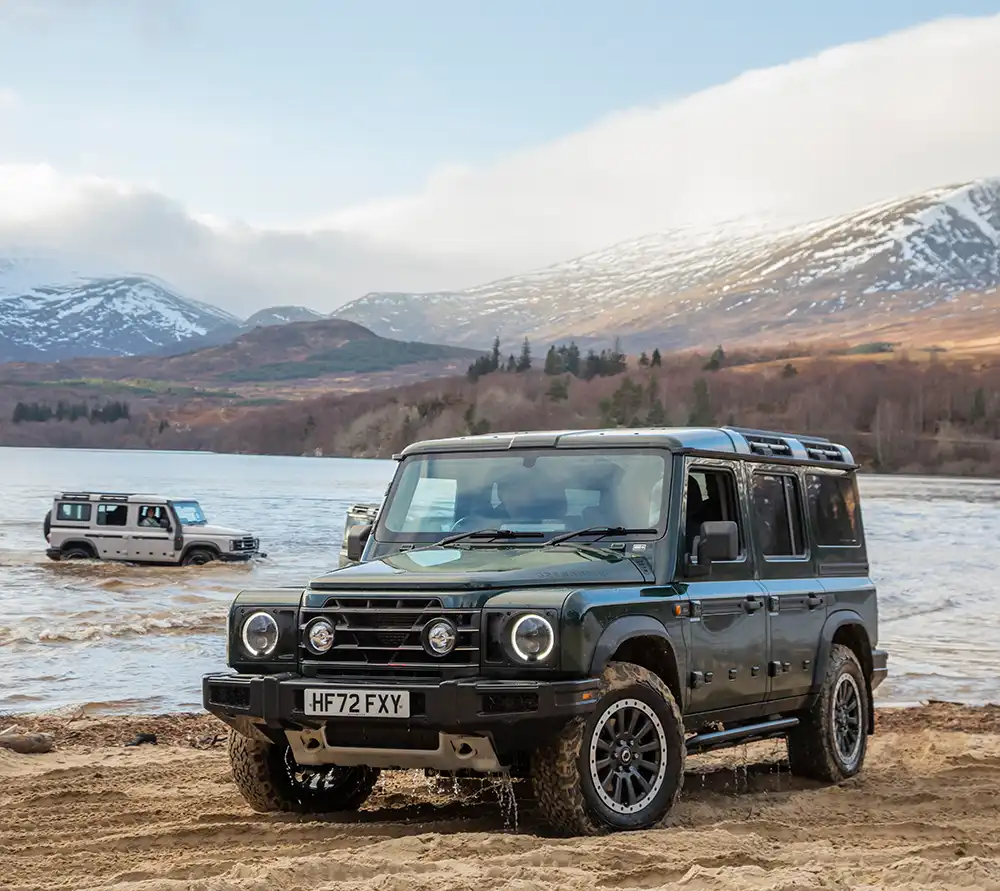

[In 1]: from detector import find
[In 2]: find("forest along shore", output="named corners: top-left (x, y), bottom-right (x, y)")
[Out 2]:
top-left (3, 703), bottom-right (1000, 891)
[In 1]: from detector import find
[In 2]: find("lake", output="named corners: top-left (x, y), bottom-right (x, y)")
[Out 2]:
top-left (0, 446), bottom-right (997, 714)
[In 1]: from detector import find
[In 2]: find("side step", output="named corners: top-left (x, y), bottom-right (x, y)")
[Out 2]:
top-left (685, 717), bottom-right (799, 755)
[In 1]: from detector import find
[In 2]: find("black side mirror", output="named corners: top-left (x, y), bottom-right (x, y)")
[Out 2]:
top-left (686, 520), bottom-right (739, 577)
top-left (346, 523), bottom-right (372, 562)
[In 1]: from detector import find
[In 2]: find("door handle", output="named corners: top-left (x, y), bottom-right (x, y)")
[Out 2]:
top-left (744, 596), bottom-right (764, 613)
top-left (807, 594), bottom-right (824, 609)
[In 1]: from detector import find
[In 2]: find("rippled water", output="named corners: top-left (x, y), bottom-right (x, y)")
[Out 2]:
top-left (1, 446), bottom-right (998, 714)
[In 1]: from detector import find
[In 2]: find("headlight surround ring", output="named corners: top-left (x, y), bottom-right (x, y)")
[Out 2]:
top-left (508, 613), bottom-right (555, 663)
top-left (240, 611), bottom-right (279, 658)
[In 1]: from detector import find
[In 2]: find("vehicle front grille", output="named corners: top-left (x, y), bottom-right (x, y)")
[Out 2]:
top-left (300, 597), bottom-right (481, 676)
top-left (231, 536), bottom-right (257, 551)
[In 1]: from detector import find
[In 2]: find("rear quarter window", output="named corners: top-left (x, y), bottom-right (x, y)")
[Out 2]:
top-left (805, 473), bottom-right (860, 546)
top-left (56, 502), bottom-right (92, 522)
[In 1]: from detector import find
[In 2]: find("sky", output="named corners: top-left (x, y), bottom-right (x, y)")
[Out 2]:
top-left (1, 1), bottom-right (1000, 315)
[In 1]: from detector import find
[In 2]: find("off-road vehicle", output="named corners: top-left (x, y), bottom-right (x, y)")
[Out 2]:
top-left (204, 426), bottom-right (888, 835)
top-left (44, 491), bottom-right (262, 565)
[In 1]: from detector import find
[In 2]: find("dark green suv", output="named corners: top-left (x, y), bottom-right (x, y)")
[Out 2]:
top-left (203, 425), bottom-right (888, 836)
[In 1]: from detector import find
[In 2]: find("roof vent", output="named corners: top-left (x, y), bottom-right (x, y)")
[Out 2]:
top-left (742, 433), bottom-right (793, 457)
top-left (801, 442), bottom-right (845, 462)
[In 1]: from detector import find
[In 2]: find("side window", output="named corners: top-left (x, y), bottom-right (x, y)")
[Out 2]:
top-left (137, 505), bottom-right (170, 528)
top-left (96, 504), bottom-right (128, 527)
top-left (752, 473), bottom-right (806, 557)
top-left (684, 467), bottom-right (742, 557)
top-left (806, 473), bottom-right (860, 546)
top-left (56, 502), bottom-right (92, 522)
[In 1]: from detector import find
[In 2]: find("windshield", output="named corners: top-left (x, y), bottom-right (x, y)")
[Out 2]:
top-left (172, 500), bottom-right (207, 526)
top-left (379, 449), bottom-right (668, 542)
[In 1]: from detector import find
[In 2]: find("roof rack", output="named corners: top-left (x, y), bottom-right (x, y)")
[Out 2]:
top-left (722, 425), bottom-right (848, 463)
top-left (723, 425), bottom-right (831, 444)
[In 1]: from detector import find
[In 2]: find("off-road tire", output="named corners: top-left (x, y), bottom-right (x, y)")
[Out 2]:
top-left (530, 661), bottom-right (685, 836)
top-left (786, 643), bottom-right (870, 782)
top-left (43, 510), bottom-right (51, 542)
top-left (61, 545), bottom-right (94, 560)
top-left (227, 731), bottom-right (380, 814)
top-left (182, 548), bottom-right (215, 566)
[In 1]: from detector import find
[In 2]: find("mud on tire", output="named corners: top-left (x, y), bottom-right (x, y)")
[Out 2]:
top-left (530, 661), bottom-right (685, 836)
top-left (786, 643), bottom-right (870, 782)
top-left (227, 731), bottom-right (380, 814)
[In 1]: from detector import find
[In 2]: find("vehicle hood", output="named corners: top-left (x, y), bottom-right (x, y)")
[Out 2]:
top-left (308, 544), bottom-right (652, 591)
top-left (183, 523), bottom-right (251, 538)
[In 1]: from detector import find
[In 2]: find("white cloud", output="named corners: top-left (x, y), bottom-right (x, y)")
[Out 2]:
top-left (0, 87), bottom-right (18, 110)
top-left (2, 13), bottom-right (1000, 317)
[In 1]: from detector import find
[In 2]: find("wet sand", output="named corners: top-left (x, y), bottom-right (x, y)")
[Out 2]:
top-left (3, 704), bottom-right (1000, 891)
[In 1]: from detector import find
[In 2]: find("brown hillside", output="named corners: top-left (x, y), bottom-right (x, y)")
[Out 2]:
top-left (0, 318), bottom-right (481, 386)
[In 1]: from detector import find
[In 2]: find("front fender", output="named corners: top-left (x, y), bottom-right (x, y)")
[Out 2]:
top-left (586, 615), bottom-right (685, 706)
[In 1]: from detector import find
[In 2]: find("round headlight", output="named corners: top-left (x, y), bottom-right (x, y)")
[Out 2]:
top-left (424, 619), bottom-right (457, 656)
top-left (241, 611), bottom-right (279, 657)
top-left (510, 613), bottom-right (554, 662)
top-left (306, 618), bottom-right (335, 654)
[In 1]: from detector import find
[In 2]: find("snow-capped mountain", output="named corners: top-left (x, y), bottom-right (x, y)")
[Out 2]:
top-left (244, 305), bottom-right (326, 328)
top-left (0, 261), bottom-right (241, 362)
top-left (334, 179), bottom-right (1000, 351)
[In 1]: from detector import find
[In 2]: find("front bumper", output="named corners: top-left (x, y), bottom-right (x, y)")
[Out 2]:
top-left (871, 648), bottom-right (888, 690)
top-left (203, 671), bottom-right (601, 745)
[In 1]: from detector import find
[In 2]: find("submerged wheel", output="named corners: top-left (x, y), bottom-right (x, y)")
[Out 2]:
top-left (182, 548), bottom-right (215, 566)
top-left (787, 643), bottom-right (870, 782)
top-left (531, 661), bottom-right (685, 836)
top-left (227, 731), bottom-right (380, 814)
top-left (61, 546), bottom-right (93, 560)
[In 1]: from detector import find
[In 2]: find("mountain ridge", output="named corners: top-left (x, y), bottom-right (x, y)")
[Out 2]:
top-left (333, 178), bottom-right (1000, 352)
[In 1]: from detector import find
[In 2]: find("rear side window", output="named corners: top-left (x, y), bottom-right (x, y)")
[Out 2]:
top-left (56, 502), bottom-right (92, 522)
top-left (96, 504), bottom-right (128, 527)
top-left (751, 473), bottom-right (805, 557)
top-left (806, 474), bottom-right (860, 546)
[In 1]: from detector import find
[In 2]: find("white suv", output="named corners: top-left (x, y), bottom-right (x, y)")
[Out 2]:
top-left (43, 492), bottom-right (261, 566)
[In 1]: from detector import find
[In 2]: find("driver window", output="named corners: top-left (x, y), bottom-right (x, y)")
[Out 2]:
top-left (684, 467), bottom-right (742, 557)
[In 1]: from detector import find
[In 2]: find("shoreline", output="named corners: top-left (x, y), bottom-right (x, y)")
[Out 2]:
top-left (4, 700), bottom-right (999, 749)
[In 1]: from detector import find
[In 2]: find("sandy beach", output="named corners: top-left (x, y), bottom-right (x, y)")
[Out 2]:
top-left (2, 704), bottom-right (999, 891)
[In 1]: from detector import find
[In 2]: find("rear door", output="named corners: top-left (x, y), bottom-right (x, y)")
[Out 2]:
top-left (747, 466), bottom-right (826, 702)
top-left (680, 457), bottom-right (769, 714)
top-left (92, 502), bottom-right (131, 560)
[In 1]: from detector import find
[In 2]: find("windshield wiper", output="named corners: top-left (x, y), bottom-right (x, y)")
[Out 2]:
top-left (544, 525), bottom-right (657, 547)
top-left (436, 528), bottom-right (547, 547)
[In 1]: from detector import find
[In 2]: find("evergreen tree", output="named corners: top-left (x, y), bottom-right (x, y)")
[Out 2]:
top-left (651, 348), bottom-right (662, 367)
top-left (688, 379), bottom-right (714, 426)
top-left (516, 337), bottom-right (532, 372)
top-left (490, 335), bottom-right (501, 372)
top-left (543, 345), bottom-right (565, 375)
top-left (704, 344), bottom-right (726, 371)
top-left (638, 351), bottom-right (650, 367)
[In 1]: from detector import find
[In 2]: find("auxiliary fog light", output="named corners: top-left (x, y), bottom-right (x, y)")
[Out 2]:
top-left (424, 619), bottom-right (458, 656)
top-left (305, 618), bottom-right (335, 654)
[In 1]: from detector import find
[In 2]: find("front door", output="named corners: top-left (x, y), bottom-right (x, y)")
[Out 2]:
top-left (746, 467), bottom-right (826, 701)
top-left (680, 459), bottom-right (769, 715)
top-left (129, 504), bottom-right (177, 563)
